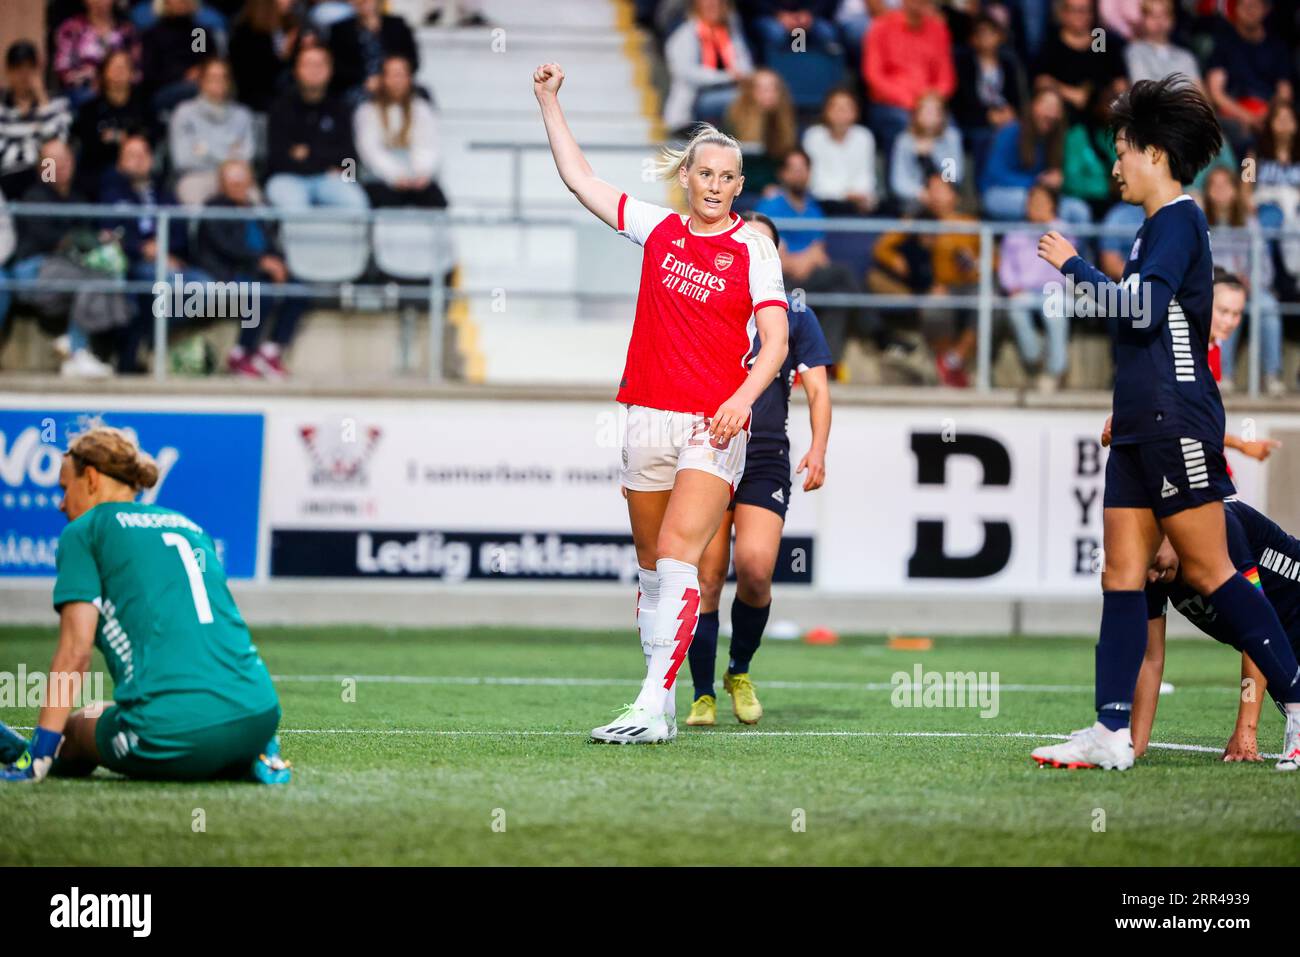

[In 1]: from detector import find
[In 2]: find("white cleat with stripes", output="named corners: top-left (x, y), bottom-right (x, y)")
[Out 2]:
top-left (590, 704), bottom-right (673, 744)
top-left (1032, 722), bottom-right (1134, 770)
top-left (1277, 710), bottom-right (1300, 771)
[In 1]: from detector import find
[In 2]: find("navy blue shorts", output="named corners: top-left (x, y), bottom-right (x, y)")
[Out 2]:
top-left (1104, 437), bottom-right (1235, 518)
top-left (730, 448), bottom-right (792, 519)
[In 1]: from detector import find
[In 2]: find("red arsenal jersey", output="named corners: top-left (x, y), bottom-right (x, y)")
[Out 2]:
top-left (614, 193), bottom-right (788, 416)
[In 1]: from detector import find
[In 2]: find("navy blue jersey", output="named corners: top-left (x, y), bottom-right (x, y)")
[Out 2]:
top-left (1147, 500), bottom-right (1300, 652)
top-left (1112, 196), bottom-right (1223, 446)
top-left (747, 305), bottom-right (833, 455)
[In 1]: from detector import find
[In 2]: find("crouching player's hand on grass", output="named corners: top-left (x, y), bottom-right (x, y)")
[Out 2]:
top-left (1222, 725), bottom-right (1262, 762)
top-left (0, 727), bottom-right (63, 782)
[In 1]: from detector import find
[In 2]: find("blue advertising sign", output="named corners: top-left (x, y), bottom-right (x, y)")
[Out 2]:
top-left (0, 409), bottom-right (263, 578)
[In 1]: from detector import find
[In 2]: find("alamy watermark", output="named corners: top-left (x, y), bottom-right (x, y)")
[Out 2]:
top-left (890, 665), bottom-right (1000, 718)
top-left (152, 274), bottom-right (261, 329)
top-left (0, 666), bottom-right (107, 710)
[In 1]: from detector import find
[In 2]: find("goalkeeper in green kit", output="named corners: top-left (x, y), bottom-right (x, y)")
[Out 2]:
top-left (0, 426), bottom-right (290, 784)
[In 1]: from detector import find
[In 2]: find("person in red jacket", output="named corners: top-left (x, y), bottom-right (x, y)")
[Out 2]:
top-left (862, 0), bottom-right (955, 159)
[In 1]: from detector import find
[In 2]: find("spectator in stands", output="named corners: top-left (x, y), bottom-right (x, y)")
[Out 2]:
top-left (355, 55), bottom-right (447, 208)
top-left (1033, 0), bottom-right (1128, 117)
top-left (754, 1), bottom-right (842, 53)
top-left (1249, 98), bottom-right (1300, 293)
top-left (662, 0), bottom-right (753, 134)
top-left (1099, 0), bottom-right (1142, 39)
top-left (980, 87), bottom-right (1090, 223)
top-left (99, 132), bottom-right (213, 372)
top-left (196, 159), bottom-right (306, 378)
top-left (169, 57), bottom-right (256, 206)
top-left (10, 139), bottom-right (117, 378)
top-left (328, 0), bottom-right (419, 104)
top-left (229, 0), bottom-right (302, 113)
top-left (1202, 164), bottom-right (1284, 394)
top-left (265, 45), bottom-right (369, 211)
top-left (863, 0), bottom-right (956, 160)
top-left (141, 0), bottom-right (209, 112)
top-left (917, 172), bottom-right (982, 388)
top-left (756, 148), bottom-right (866, 364)
top-left (722, 68), bottom-right (797, 202)
top-left (1062, 76), bottom-right (1127, 220)
top-left (952, 13), bottom-right (1025, 184)
top-left (999, 183), bottom-right (1077, 392)
top-left (71, 49), bottom-right (153, 199)
top-left (889, 92), bottom-right (963, 211)
top-left (1206, 0), bottom-right (1296, 156)
top-left (53, 0), bottom-right (142, 109)
top-left (1124, 0), bottom-right (1200, 85)
top-left (0, 42), bottom-right (73, 200)
top-left (423, 0), bottom-right (490, 27)
top-left (802, 86), bottom-right (877, 215)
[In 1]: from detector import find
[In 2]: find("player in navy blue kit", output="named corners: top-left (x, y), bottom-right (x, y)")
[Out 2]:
top-left (685, 211), bottom-right (833, 728)
top-left (1132, 499), bottom-right (1300, 764)
top-left (1030, 75), bottom-right (1300, 771)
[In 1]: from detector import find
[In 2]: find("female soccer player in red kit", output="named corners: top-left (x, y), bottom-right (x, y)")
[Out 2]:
top-left (533, 62), bottom-right (789, 743)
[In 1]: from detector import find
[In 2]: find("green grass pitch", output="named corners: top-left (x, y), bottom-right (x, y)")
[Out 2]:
top-left (1, 625), bottom-right (1297, 866)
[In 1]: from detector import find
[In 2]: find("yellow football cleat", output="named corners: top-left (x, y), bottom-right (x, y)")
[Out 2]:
top-left (723, 672), bottom-right (763, 725)
top-left (685, 694), bottom-right (716, 727)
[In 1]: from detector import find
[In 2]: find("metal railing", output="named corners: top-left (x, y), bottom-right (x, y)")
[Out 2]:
top-left (1, 200), bottom-right (1297, 394)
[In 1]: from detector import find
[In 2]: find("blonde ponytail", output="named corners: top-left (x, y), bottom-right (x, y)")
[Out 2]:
top-left (67, 426), bottom-right (160, 492)
top-left (654, 123), bottom-right (743, 181)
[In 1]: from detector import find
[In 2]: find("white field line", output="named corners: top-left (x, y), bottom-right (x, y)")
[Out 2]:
top-left (10, 726), bottom-right (1278, 758)
top-left (270, 674), bottom-right (1233, 694)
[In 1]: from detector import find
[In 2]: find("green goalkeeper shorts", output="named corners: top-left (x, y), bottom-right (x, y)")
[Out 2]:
top-left (94, 704), bottom-right (282, 781)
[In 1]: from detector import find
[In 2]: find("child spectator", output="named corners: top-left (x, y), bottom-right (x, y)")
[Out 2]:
top-left (169, 57), bottom-right (256, 205)
top-left (802, 87), bottom-right (877, 214)
top-left (1249, 97), bottom-right (1300, 285)
top-left (999, 183), bottom-right (1077, 391)
top-left (354, 55), bottom-right (447, 208)
top-left (889, 92), bottom-right (963, 210)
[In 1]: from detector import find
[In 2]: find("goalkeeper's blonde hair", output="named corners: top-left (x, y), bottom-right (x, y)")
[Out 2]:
top-left (655, 124), bottom-right (744, 181)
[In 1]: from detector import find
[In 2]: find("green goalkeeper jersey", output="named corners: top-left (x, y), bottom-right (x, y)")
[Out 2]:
top-left (52, 501), bottom-right (279, 734)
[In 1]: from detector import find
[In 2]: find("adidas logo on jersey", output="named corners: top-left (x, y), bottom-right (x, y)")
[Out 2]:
top-left (672, 237), bottom-right (685, 249)
top-left (771, 488), bottom-right (784, 503)
top-left (1161, 476), bottom-right (1179, 498)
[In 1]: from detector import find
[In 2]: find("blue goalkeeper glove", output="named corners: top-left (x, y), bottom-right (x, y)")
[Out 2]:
top-left (1, 727), bottom-right (63, 782)
top-left (0, 721), bottom-right (27, 764)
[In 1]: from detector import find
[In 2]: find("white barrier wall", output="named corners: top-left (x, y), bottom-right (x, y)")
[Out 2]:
top-left (0, 392), bottom-right (1278, 601)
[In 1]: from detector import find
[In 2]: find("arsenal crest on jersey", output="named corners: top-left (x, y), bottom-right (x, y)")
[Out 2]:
top-left (714, 252), bottom-right (734, 271)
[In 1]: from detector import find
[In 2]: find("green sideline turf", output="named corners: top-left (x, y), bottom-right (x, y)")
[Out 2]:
top-left (0, 626), bottom-right (1296, 866)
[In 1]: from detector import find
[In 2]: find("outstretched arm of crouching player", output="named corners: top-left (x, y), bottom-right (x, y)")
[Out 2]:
top-left (1223, 654), bottom-right (1266, 762)
top-left (1131, 614), bottom-right (1166, 759)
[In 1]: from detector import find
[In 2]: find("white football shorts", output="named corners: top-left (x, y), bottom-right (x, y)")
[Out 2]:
top-left (620, 404), bottom-right (748, 492)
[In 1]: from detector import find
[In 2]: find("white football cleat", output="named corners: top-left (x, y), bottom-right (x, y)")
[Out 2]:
top-left (1032, 722), bottom-right (1134, 770)
top-left (590, 704), bottom-right (672, 744)
top-left (1276, 710), bottom-right (1300, 772)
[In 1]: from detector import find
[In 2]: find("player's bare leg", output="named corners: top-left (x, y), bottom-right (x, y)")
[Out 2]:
top-left (48, 702), bottom-right (109, 777)
top-left (1161, 500), bottom-right (1300, 770)
top-left (723, 504), bottom-right (783, 725)
top-left (593, 472), bottom-right (731, 743)
top-left (1032, 507), bottom-right (1160, 769)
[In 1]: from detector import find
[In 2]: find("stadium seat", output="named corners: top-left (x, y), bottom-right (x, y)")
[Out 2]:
top-left (282, 220), bottom-right (370, 284)
top-left (373, 211), bottom-right (457, 280)
top-left (763, 49), bottom-right (846, 110)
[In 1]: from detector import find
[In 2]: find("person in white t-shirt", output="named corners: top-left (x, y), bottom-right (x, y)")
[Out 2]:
top-left (801, 87), bottom-right (877, 215)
